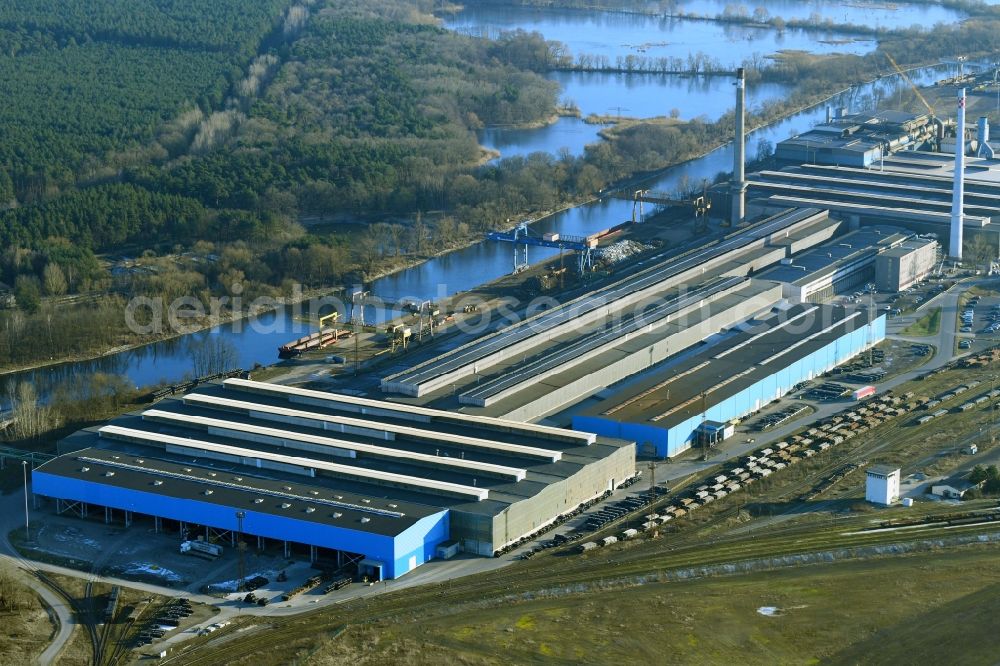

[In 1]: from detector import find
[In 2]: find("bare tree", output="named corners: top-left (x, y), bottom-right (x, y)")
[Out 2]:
top-left (6, 382), bottom-right (57, 440)
top-left (190, 337), bottom-right (239, 378)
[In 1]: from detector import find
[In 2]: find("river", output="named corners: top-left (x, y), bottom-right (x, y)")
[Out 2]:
top-left (2, 13), bottom-right (974, 396)
top-left (481, 73), bottom-right (794, 160)
top-left (443, 6), bottom-right (880, 67)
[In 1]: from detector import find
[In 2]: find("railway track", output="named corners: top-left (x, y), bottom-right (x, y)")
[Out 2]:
top-left (169, 513), bottom-right (1000, 666)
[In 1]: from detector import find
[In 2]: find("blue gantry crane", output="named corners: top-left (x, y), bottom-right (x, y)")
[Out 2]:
top-left (486, 222), bottom-right (595, 275)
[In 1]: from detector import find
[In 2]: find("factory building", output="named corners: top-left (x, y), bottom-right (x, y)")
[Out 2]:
top-left (865, 465), bottom-right (901, 506)
top-left (382, 209), bottom-right (866, 425)
top-left (874, 236), bottom-right (938, 292)
top-left (574, 305), bottom-right (886, 458)
top-left (34, 379), bottom-right (634, 577)
top-left (382, 208), bottom-right (836, 400)
top-left (758, 226), bottom-right (937, 302)
top-left (775, 110), bottom-right (937, 168)
top-left (746, 152), bottom-right (1000, 256)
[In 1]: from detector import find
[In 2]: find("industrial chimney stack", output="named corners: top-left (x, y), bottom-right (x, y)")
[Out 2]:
top-left (950, 88), bottom-right (966, 261)
top-left (731, 67), bottom-right (746, 226)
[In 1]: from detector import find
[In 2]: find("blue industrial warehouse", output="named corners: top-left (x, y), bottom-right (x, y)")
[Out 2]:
top-left (574, 305), bottom-right (886, 458)
top-left (34, 379), bottom-right (634, 579)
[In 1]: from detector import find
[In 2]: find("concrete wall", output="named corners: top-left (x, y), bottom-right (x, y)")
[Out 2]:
top-left (491, 443), bottom-right (635, 551)
top-left (450, 442), bottom-right (635, 555)
top-left (31, 472), bottom-right (449, 579)
top-left (875, 242), bottom-right (937, 292)
top-left (574, 315), bottom-right (886, 458)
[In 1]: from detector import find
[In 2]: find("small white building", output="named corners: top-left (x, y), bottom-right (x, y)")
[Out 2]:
top-left (865, 465), bottom-right (901, 505)
top-left (930, 480), bottom-right (980, 500)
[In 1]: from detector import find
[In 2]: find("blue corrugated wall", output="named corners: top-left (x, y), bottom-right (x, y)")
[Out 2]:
top-left (574, 316), bottom-right (885, 458)
top-left (31, 472), bottom-right (449, 579)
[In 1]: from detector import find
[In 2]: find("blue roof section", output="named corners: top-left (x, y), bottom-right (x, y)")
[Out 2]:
top-left (34, 447), bottom-right (436, 535)
top-left (32, 449), bottom-right (450, 579)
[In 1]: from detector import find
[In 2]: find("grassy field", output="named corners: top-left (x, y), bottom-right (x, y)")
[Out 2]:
top-left (0, 565), bottom-right (51, 664)
top-left (901, 307), bottom-right (941, 336)
top-left (296, 546), bottom-right (1000, 665)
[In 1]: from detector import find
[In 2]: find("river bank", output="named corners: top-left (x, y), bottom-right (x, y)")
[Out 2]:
top-left (0, 54), bottom-right (969, 388)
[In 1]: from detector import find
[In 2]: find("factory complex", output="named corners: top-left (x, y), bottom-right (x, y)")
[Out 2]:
top-left (26, 71), bottom-right (998, 589)
top-left (33, 378), bottom-right (633, 578)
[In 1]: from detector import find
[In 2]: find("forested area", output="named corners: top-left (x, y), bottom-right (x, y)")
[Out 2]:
top-left (0, 40), bottom-right (232, 201)
top-left (0, 0), bottom-right (296, 206)
top-left (132, 13), bottom-right (562, 217)
top-left (2, 0), bottom-right (998, 267)
top-left (2, 0), bottom-right (1000, 379)
top-left (0, 0), bottom-right (291, 52)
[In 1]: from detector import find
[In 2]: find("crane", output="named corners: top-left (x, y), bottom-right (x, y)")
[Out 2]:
top-left (625, 189), bottom-right (712, 224)
top-left (486, 222), bottom-right (595, 274)
top-left (884, 51), bottom-right (936, 117)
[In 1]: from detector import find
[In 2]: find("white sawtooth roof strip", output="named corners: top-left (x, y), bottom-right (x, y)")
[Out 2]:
top-left (98, 425), bottom-right (489, 501)
top-left (141, 408), bottom-right (527, 481)
top-left (223, 378), bottom-right (594, 445)
top-left (759, 311), bottom-right (864, 366)
top-left (190, 392), bottom-right (562, 462)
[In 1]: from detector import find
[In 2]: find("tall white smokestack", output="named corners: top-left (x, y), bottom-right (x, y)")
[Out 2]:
top-left (950, 88), bottom-right (966, 261)
top-left (731, 67), bottom-right (746, 225)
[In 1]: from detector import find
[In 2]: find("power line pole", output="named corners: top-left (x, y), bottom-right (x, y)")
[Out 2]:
top-left (990, 375), bottom-right (997, 443)
top-left (700, 391), bottom-right (710, 462)
top-left (235, 511), bottom-right (246, 593)
top-left (867, 283), bottom-right (876, 367)
top-left (648, 460), bottom-right (657, 511)
top-left (22, 460), bottom-right (29, 542)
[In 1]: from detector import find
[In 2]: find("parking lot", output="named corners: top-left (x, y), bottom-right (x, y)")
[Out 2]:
top-left (15, 509), bottom-right (358, 609)
top-left (839, 278), bottom-right (952, 320)
top-left (956, 288), bottom-right (1000, 352)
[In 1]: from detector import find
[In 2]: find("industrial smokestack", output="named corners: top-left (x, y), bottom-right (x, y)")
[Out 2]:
top-left (950, 88), bottom-right (966, 261)
top-left (731, 67), bottom-right (746, 226)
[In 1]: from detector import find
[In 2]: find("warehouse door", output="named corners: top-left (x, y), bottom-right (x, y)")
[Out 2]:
top-left (359, 559), bottom-right (384, 582)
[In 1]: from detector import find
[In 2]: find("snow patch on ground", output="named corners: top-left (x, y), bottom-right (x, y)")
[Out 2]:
top-left (52, 529), bottom-right (101, 550)
top-left (123, 562), bottom-right (182, 582)
top-left (210, 570), bottom-right (275, 593)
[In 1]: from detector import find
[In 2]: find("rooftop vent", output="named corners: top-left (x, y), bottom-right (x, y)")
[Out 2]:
top-left (253, 498), bottom-right (264, 504)
top-left (203, 489), bottom-right (214, 495)
top-left (80, 467), bottom-right (90, 473)
top-left (360, 517), bottom-right (371, 523)
top-left (183, 467), bottom-right (192, 473)
top-left (281, 502), bottom-right (292, 509)
top-left (207, 472), bottom-right (217, 477)
top-left (152, 480), bottom-right (163, 486)
top-left (136, 459), bottom-right (144, 464)
top-left (104, 471), bottom-right (115, 477)
top-left (331, 512), bottom-right (343, 519)
top-left (283, 485), bottom-right (292, 491)
top-left (387, 503), bottom-right (398, 508)
top-left (309, 490), bottom-right (319, 496)
top-left (361, 498), bottom-right (370, 504)
top-left (305, 507), bottom-right (316, 514)
top-left (335, 495), bottom-right (343, 500)
top-left (234, 476), bottom-right (243, 482)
